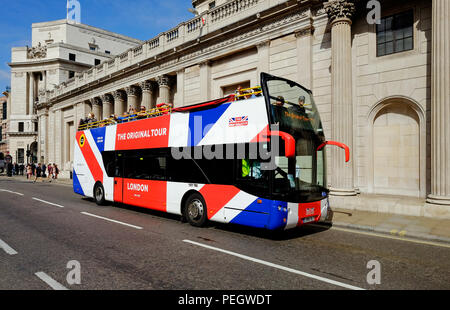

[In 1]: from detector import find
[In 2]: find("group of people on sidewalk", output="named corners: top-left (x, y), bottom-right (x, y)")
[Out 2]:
top-left (27, 163), bottom-right (60, 183)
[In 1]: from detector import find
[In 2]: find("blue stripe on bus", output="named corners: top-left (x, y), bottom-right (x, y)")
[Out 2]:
top-left (188, 103), bottom-right (231, 146)
top-left (73, 170), bottom-right (85, 196)
top-left (90, 126), bottom-right (106, 153)
top-left (229, 199), bottom-right (288, 230)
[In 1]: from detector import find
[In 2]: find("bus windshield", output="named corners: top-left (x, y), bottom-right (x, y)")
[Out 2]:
top-left (263, 75), bottom-right (327, 202)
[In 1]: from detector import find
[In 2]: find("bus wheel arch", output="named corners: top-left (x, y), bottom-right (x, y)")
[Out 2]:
top-left (181, 191), bottom-right (208, 227)
top-left (93, 181), bottom-right (106, 206)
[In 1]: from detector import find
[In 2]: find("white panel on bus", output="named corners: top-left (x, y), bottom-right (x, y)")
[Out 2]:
top-left (168, 113), bottom-right (190, 148)
top-left (197, 98), bottom-right (269, 146)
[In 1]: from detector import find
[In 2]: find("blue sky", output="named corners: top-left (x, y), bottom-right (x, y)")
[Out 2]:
top-left (0, 0), bottom-right (194, 91)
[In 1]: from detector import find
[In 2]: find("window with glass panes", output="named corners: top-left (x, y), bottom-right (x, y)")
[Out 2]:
top-left (377, 10), bottom-right (414, 57)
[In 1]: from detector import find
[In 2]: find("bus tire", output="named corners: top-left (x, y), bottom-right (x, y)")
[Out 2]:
top-left (184, 193), bottom-right (208, 227)
top-left (94, 182), bottom-right (106, 206)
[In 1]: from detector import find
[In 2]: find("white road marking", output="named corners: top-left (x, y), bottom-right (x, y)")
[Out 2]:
top-left (183, 240), bottom-right (365, 291)
top-left (81, 212), bottom-right (143, 230)
top-left (311, 225), bottom-right (450, 249)
top-left (32, 198), bottom-right (65, 208)
top-left (0, 239), bottom-right (18, 255)
top-left (35, 272), bottom-right (68, 290)
top-left (0, 189), bottom-right (24, 196)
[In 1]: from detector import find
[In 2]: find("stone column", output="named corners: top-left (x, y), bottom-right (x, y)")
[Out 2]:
top-left (295, 26), bottom-right (314, 89)
top-left (113, 90), bottom-right (127, 116)
top-left (92, 98), bottom-right (103, 121)
top-left (101, 94), bottom-right (114, 119)
top-left (139, 81), bottom-right (154, 110)
top-left (427, 0), bottom-right (450, 206)
top-left (157, 75), bottom-right (171, 105)
top-left (325, 0), bottom-right (357, 196)
top-left (199, 61), bottom-right (211, 102)
top-left (126, 86), bottom-right (140, 112)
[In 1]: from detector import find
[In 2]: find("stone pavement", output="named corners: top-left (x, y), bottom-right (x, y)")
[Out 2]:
top-left (1, 174), bottom-right (449, 244)
top-left (332, 208), bottom-right (450, 245)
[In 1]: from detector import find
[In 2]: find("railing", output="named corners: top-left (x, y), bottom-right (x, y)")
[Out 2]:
top-left (45, 0), bottom-right (275, 103)
top-left (78, 106), bottom-right (173, 131)
top-left (234, 86), bottom-right (262, 100)
top-left (166, 28), bottom-right (179, 42)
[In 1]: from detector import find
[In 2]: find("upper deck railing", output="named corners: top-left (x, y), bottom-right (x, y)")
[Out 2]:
top-left (77, 86), bottom-right (263, 132)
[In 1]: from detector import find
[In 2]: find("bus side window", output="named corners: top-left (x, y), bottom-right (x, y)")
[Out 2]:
top-left (115, 153), bottom-right (123, 178)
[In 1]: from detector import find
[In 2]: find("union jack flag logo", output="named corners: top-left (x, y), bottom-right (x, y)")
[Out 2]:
top-left (229, 116), bottom-right (249, 127)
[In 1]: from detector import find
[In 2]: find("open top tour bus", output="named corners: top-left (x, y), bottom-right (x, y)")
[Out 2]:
top-left (73, 73), bottom-right (350, 230)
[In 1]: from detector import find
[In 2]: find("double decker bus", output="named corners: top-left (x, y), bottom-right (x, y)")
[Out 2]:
top-left (73, 73), bottom-right (349, 230)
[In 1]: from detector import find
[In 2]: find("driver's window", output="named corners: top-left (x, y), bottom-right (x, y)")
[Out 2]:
top-left (240, 159), bottom-right (263, 180)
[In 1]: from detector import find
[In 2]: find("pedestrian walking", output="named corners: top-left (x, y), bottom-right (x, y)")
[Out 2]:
top-left (42, 163), bottom-right (47, 178)
top-left (26, 165), bottom-right (32, 180)
top-left (33, 163), bottom-right (42, 183)
top-left (53, 164), bottom-right (59, 180)
top-left (47, 164), bottom-right (53, 182)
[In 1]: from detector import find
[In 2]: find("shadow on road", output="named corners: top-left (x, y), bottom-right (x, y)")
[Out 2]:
top-left (97, 200), bottom-right (332, 241)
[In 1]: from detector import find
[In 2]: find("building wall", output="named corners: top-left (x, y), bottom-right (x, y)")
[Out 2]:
top-left (37, 0), bottom-right (438, 203)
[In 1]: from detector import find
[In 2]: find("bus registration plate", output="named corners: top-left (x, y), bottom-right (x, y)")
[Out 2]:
top-left (303, 217), bottom-right (315, 224)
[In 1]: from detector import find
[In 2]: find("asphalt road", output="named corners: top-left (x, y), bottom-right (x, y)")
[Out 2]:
top-left (0, 177), bottom-right (449, 291)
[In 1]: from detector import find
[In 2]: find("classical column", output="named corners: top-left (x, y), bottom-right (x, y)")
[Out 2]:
top-left (325, 0), bottom-right (357, 196)
top-left (92, 98), bottom-right (103, 121)
top-left (101, 94), bottom-right (114, 119)
top-left (113, 90), bottom-right (127, 116)
top-left (126, 85), bottom-right (140, 112)
top-left (295, 26), bottom-right (313, 89)
top-left (199, 61), bottom-right (211, 102)
top-left (427, 0), bottom-right (450, 206)
top-left (157, 75), bottom-right (171, 105)
top-left (139, 81), bottom-right (154, 110)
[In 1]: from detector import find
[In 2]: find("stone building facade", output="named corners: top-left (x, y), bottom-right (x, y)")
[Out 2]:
top-left (36, 0), bottom-right (450, 217)
top-left (7, 19), bottom-right (143, 164)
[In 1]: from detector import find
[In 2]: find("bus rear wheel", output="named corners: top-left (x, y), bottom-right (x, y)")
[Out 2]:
top-left (184, 193), bottom-right (207, 227)
top-left (94, 183), bottom-right (106, 206)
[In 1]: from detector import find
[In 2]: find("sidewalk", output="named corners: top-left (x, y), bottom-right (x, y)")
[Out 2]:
top-left (332, 208), bottom-right (450, 245)
top-left (0, 174), bottom-right (73, 186)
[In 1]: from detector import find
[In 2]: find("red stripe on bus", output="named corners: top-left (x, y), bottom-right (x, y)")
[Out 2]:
top-left (76, 132), bottom-right (103, 184)
top-left (200, 185), bottom-right (241, 220)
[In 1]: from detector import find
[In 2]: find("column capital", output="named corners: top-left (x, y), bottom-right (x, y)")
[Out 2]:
top-left (126, 85), bottom-right (139, 97)
top-left (101, 93), bottom-right (114, 103)
top-left (324, 0), bottom-right (357, 24)
top-left (157, 75), bottom-right (171, 88)
top-left (113, 90), bottom-right (126, 101)
top-left (139, 80), bottom-right (154, 92)
top-left (92, 97), bottom-right (102, 106)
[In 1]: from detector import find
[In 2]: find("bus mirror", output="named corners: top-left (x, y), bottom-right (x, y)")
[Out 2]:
top-left (263, 131), bottom-right (296, 158)
top-left (317, 141), bottom-right (350, 163)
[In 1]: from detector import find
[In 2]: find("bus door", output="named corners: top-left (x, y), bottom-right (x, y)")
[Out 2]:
top-left (114, 152), bottom-right (124, 203)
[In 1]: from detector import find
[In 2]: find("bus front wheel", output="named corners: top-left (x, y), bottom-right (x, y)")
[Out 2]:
top-left (94, 183), bottom-right (106, 206)
top-left (184, 193), bottom-right (208, 227)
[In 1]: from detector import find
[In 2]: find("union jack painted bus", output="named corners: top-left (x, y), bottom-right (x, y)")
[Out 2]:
top-left (73, 73), bottom-right (350, 230)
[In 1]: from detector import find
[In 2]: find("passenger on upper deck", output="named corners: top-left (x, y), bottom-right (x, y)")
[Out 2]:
top-left (137, 106), bottom-right (147, 119)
